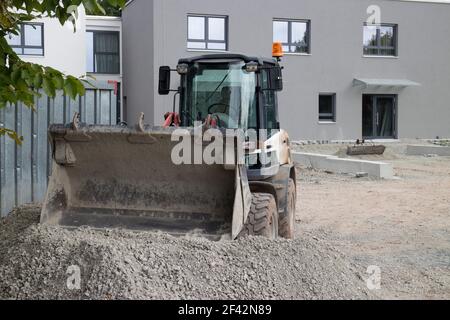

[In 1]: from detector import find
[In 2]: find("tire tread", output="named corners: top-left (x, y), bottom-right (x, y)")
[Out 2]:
top-left (238, 193), bottom-right (277, 238)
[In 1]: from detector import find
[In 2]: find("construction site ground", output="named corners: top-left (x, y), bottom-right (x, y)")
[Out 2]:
top-left (0, 141), bottom-right (448, 300)
top-left (296, 141), bottom-right (449, 299)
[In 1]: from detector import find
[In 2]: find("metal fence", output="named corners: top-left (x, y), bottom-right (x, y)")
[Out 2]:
top-left (0, 81), bottom-right (119, 216)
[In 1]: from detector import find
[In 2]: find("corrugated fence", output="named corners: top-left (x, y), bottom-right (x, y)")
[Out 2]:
top-left (0, 81), bottom-right (118, 216)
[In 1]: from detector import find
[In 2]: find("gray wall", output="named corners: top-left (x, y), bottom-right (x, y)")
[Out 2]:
top-left (122, 0), bottom-right (155, 125)
top-left (123, 0), bottom-right (450, 140)
top-left (0, 82), bottom-right (118, 216)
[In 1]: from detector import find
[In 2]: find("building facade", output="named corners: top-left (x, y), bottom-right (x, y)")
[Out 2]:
top-left (5, 7), bottom-right (123, 120)
top-left (122, 0), bottom-right (450, 141)
top-left (1, 9), bottom-right (123, 216)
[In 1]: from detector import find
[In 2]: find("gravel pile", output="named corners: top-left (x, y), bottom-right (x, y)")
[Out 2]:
top-left (0, 206), bottom-right (374, 300)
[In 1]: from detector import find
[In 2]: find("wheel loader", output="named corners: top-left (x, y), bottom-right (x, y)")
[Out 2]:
top-left (40, 46), bottom-right (297, 241)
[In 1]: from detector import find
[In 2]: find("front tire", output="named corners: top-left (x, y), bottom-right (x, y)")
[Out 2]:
top-left (279, 178), bottom-right (296, 239)
top-left (238, 193), bottom-right (278, 239)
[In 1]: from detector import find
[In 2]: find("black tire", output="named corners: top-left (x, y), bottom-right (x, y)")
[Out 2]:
top-left (279, 178), bottom-right (296, 239)
top-left (238, 193), bottom-right (278, 239)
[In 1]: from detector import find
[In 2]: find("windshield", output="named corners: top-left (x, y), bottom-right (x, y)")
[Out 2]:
top-left (183, 61), bottom-right (257, 129)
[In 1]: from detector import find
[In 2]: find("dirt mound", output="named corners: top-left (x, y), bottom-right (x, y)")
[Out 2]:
top-left (334, 146), bottom-right (400, 161)
top-left (0, 206), bottom-right (374, 300)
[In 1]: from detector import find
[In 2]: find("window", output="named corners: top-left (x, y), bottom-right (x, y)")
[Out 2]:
top-left (187, 15), bottom-right (228, 51)
top-left (319, 94), bottom-right (336, 122)
top-left (363, 23), bottom-right (397, 56)
top-left (273, 19), bottom-right (310, 54)
top-left (183, 61), bottom-right (256, 129)
top-left (5, 23), bottom-right (44, 56)
top-left (261, 69), bottom-right (279, 135)
top-left (86, 31), bottom-right (120, 74)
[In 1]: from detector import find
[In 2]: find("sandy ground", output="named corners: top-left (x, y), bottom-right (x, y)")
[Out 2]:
top-left (295, 149), bottom-right (450, 299)
top-left (0, 141), bottom-right (448, 300)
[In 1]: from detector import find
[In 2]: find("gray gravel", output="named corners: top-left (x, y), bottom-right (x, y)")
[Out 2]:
top-left (0, 205), bottom-right (374, 300)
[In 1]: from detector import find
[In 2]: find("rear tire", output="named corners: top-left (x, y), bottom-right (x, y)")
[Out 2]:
top-left (238, 193), bottom-right (278, 239)
top-left (279, 178), bottom-right (296, 239)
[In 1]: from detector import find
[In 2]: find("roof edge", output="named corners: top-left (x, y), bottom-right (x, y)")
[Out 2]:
top-left (178, 54), bottom-right (278, 65)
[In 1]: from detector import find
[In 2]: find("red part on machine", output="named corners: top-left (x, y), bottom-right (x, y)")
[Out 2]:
top-left (163, 112), bottom-right (181, 128)
top-left (204, 114), bottom-right (218, 128)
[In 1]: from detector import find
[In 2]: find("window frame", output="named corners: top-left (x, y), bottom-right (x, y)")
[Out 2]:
top-left (363, 23), bottom-right (398, 57)
top-left (6, 23), bottom-right (44, 56)
top-left (187, 14), bottom-right (229, 51)
top-left (86, 30), bottom-right (121, 74)
top-left (273, 18), bottom-right (311, 55)
top-left (318, 93), bottom-right (337, 123)
top-left (260, 68), bottom-right (280, 134)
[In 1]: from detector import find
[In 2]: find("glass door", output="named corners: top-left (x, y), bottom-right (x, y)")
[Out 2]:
top-left (363, 95), bottom-right (396, 139)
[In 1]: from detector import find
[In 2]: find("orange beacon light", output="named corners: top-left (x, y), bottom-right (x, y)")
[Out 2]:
top-left (272, 42), bottom-right (284, 59)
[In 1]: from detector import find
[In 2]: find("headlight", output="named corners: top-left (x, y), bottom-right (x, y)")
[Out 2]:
top-left (245, 61), bottom-right (258, 73)
top-left (176, 63), bottom-right (189, 75)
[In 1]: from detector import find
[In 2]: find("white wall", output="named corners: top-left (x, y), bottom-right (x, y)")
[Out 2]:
top-left (21, 6), bottom-right (87, 77)
top-left (17, 8), bottom-right (124, 121)
top-left (86, 15), bottom-right (122, 83)
top-left (18, 8), bottom-right (123, 83)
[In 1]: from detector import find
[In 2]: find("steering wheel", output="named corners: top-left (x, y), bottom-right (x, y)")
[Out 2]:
top-left (208, 103), bottom-right (229, 114)
top-left (210, 113), bottom-right (238, 128)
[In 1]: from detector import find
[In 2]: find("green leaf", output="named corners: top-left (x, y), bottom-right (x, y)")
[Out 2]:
top-left (21, 68), bottom-right (33, 86)
top-left (25, 1), bottom-right (34, 14)
top-left (53, 74), bottom-right (64, 90)
top-left (11, 67), bottom-right (21, 83)
top-left (83, 0), bottom-right (97, 14)
top-left (64, 77), bottom-right (77, 99)
top-left (0, 128), bottom-right (23, 145)
top-left (33, 73), bottom-right (43, 88)
top-left (84, 0), bottom-right (106, 15)
top-left (44, 66), bottom-right (59, 75)
top-left (32, 1), bottom-right (45, 12)
top-left (16, 78), bottom-right (29, 91)
top-left (75, 79), bottom-right (86, 96)
top-left (56, 7), bottom-right (67, 25)
top-left (80, 78), bottom-right (96, 88)
top-left (20, 91), bottom-right (36, 109)
top-left (45, 0), bottom-right (55, 16)
top-left (43, 76), bottom-right (56, 97)
top-left (64, 76), bottom-right (86, 100)
top-left (8, 132), bottom-right (24, 145)
top-left (30, 63), bottom-right (42, 73)
top-left (67, 5), bottom-right (79, 20)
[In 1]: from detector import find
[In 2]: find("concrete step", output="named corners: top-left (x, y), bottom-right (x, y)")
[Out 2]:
top-left (292, 152), bottom-right (394, 179)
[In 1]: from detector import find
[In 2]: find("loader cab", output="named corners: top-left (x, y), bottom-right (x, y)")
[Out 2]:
top-left (159, 54), bottom-right (283, 134)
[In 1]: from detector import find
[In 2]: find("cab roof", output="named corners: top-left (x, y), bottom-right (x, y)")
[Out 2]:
top-left (178, 54), bottom-right (279, 66)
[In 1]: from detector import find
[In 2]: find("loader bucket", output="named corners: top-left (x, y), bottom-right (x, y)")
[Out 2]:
top-left (41, 124), bottom-right (249, 240)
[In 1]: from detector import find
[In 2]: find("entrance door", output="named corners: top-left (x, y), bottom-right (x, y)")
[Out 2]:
top-left (362, 95), bottom-right (396, 139)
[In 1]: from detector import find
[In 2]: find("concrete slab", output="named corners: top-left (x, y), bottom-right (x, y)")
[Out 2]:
top-left (292, 152), bottom-right (394, 179)
top-left (406, 145), bottom-right (450, 157)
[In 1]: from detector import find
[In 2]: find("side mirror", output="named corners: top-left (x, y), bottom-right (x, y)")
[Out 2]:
top-left (158, 66), bottom-right (171, 95)
top-left (270, 66), bottom-right (283, 91)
